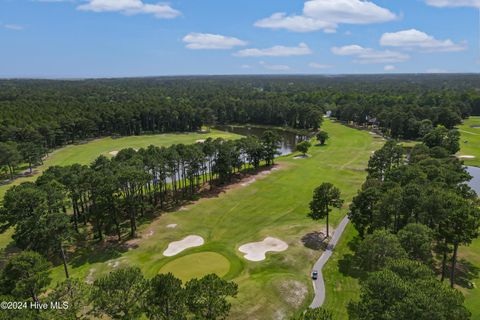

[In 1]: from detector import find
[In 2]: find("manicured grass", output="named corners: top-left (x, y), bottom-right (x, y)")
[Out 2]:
top-left (49, 120), bottom-right (382, 319)
top-left (0, 130), bottom-right (241, 201)
top-left (457, 116), bottom-right (480, 167)
top-left (322, 223), bottom-right (361, 319)
top-left (159, 252), bottom-right (231, 282)
top-left (459, 238), bottom-right (480, 317)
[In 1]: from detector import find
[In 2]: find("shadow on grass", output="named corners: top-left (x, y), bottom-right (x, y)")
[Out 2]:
top-left (338, 236), bottom-right (367, 280)
top-left (301, 232), bottom-right (327, 251)
top-left (70, 244), bottom-right (128, 268)
top-left (454, 259), bottom-right (480, 289)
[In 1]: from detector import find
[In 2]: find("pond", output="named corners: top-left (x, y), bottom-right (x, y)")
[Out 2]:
top-left (467, 166), bottom-right (480, 197)
top-left (215, 125), bottom-right (308, 156)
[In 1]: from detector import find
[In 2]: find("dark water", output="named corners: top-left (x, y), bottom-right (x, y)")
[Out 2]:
top-left (467, 166), bottom-right (480, 196)
top-left (215, 125), bottom-right (307, 156)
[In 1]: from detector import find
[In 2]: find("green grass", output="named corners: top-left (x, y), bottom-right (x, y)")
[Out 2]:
top-left (0, 130), bottom-right (240, 201)
top-left (459, 238), bottom-right (480, 317)
top-left (322, 223), bottom-right (361, 319)
top-left (159, 252), bottom-right (231, 282)
top-left (48, 120), bottom-right (382, 319)
top-left (457, 116), bottom-right (480, 167)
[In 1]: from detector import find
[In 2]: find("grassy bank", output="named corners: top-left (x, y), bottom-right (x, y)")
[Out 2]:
top-left (47, 120), bottom-right (381, 319)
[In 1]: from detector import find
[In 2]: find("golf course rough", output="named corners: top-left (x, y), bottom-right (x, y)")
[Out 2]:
top-left (46, 119), bottom-right (383, 320)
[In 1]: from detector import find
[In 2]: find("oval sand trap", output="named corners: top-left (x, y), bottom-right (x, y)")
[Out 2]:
top-left (163, 235), bottom-right (204, 257)
top-left (159, 252), bottom-right (230, 282)
top-left (239, 237), bottom-right (288, 262)
top-left (109, 150), bottom-right (119, 156)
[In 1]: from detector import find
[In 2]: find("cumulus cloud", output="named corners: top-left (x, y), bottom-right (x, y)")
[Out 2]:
top-left (384, 65), bottom-right (396, 71)
top-left (259, 61), bottom-right (291, 71)
top-left (183, 33), bottom-right (247, 50)
top-left (426, 0), bottom-right (480, 7)
top-left (309, 62), bottom-right (333, 69)
top-left (255, 0), bottom-right (396, 33)
top-left (332, 45), bottom-right (409, 64)
top-left (77, 0), bottom-right (181, 19)
top-left (235, 43), bottom-right (312, 57)
top-left (380, 29), bottom-right (466, 52)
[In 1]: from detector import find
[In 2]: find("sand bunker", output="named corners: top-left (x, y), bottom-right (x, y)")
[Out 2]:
top-left (109, 151), bottom-right (119, 156)
top-left (166, 224), bottom-right (178, 229)
top-left (458, 155), bottom-right (476, 159)
top-left (163, 235), bottom-right (204, 257)
top-left (239, 237), bottom-right (288, 261)
top-left (196, 139), bottom-right (206, 144)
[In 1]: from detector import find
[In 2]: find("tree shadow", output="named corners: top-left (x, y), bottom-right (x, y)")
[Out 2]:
top-left (301, 231), bottom-right (327, 251)
top-left (454, 258), bottom-right (480, 289)
top-left (337, 237), bottom-right (366, 280)
top-left (70, 242), bottom-right (128, 268)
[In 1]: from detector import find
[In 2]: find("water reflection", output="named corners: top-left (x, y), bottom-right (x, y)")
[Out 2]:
top-left (467, 166), bottom-right (480, 196)
top-left (215, 125), bottom-right (308, 156)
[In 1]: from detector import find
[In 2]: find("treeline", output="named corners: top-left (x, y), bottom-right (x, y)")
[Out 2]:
top-left (1, 75), bottom-right (479, 155)
top-left (0, 252), bottom-right (237, 320)
top-left (0, 133), bottom-right (281, 273)
top-left (345, 128), bottom-right (480, 319)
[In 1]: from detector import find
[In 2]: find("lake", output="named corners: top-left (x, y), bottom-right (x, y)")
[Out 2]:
top-left (467, 166), bottom-right (480, 196)
top-left (215, 125), bottom-right (308, 156)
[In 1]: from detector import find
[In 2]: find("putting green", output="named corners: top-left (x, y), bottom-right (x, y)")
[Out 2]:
top-left (159, 252), bottom-right (231, 282)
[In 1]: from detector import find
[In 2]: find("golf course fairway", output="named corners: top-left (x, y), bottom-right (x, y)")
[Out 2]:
top-left (46, 119), bottom-right (383, 319)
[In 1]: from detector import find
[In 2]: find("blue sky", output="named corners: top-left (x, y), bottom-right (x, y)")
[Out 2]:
top-left (0, 0), bottom-right (479, 77)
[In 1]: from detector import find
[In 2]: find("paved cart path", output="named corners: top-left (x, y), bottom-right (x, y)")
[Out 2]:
top-left (310, 215), bottom-right (350, 309)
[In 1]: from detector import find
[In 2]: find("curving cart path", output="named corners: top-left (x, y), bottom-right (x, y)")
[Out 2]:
top-left (309, 215), bottom-right (350, 309)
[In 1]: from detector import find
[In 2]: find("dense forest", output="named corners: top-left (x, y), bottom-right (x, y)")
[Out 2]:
top-left (1, 75), bottom-right (479, 180)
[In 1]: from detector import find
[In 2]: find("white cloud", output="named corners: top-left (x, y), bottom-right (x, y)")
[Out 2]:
top-left (255, 0), bottom-right (396, 33)
top-left (183, 33), bottom-right (247, 50)
top-left (255, 13), bottom-right (334, 33)
top-left (259, 61), bottom-right (291, 71)
top-left (384, 65), bottom-right (396, 71)
top-left (332, 45), bottom-right (409, 64)
top-left (4, 24), bottom-right (24, 31)
top-left (235, 43), bottom-right (312, 57)
top-left (77, 0), bottom-right (181, 19)
top-left (426, 0), bottom-right (480, 7)
top-left (309, 62), bottom-right (333, 69)
top-left (380, 29), bottom-right (466, 52)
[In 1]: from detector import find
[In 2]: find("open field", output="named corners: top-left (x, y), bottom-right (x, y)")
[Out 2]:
top-left (0, 130), bottom-right (240, 201)
top-left (48, 120), bottom-right (382, 319)
top-left (458, 117), bottom-right (480, 167)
